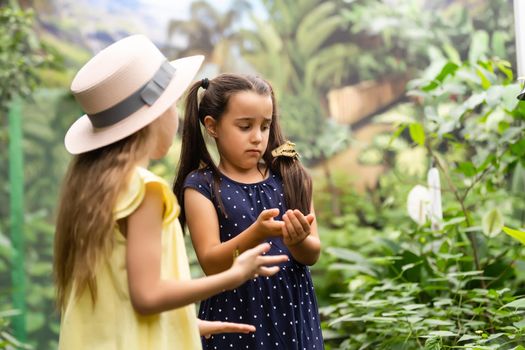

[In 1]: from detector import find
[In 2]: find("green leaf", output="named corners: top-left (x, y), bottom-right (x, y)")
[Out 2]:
top-left (492, 31), bottom-right (509, 59)
top-left (476, 67), bottom-right (492, 89)
top-left (511, 163), bottom-right (525, 194)
top-left (409, 123), bottom-right (425, 146)
top-left (501, 298), bottom-right (525, 309)
top-left (469, 30), bottom-right (489, 63)
top-left (513, 319), bottom-right (525, 329)
top-left (427, 330), bottom-right (457, 337)
top-left (424, 336), bottom-right (442, 350)
top-left (388, 124), bottom-right (407, 147)
top-left (503, 226), bottom-right (525, 245)
top-left (495, 59), bottom-right (513, 81)
top-left (457, 161), bottom-right (477, 177)
top-left (442, 43), bottom-right (461, 65)
top-left (443, 217), bottom-right (466, 227)
top-left (423, 319), bottom-right (454, 326)
top-left (458, 334), bottom-right (480, 342)
top-left (482, 208), bottom-right (504, 237)
top-left (422, 62), bottom-right (459, 91)
top-left (326, 247), bottom-right (367, 263)
top-left (510, 139), bottom-right (525, 157)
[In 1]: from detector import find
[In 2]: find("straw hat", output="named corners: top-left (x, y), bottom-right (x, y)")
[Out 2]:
top-left (64, 34), bottom-right (204, 154)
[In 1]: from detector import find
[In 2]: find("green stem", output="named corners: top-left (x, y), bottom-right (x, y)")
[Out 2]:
top-left (8, 96), bottom-right (27, 343)
top-left (427, 147), bottom-right (484, 287)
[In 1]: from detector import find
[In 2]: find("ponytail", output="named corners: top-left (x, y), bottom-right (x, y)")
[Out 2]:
top-left (173, 81), bottom-right (224, 230)
top-left (264, 95), bottom-right (312, 215)
top-left (272, 157), bottom-right (312, 215)
top-left (174, 82), bottom-right (206, 229)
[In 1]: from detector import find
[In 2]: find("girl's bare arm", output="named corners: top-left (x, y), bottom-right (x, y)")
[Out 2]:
top-left (126, 183), bottom-right (287, 315)
top-left (184, 188), bottom-right (285, 275)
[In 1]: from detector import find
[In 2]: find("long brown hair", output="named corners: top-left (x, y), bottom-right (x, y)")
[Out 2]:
top-left (173, 73), bottom-right (312, 229)
top-left (54, 126), bottom-right (152, 310)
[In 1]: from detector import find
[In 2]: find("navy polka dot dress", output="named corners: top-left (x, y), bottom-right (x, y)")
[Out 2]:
top-left (183, 167), bottom-right (324, 350)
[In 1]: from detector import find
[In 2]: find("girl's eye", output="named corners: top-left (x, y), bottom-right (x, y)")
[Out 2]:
top-left (262, 124), bottom-right (270, 131)
top-left (239, 125), bottom-right (250, 130)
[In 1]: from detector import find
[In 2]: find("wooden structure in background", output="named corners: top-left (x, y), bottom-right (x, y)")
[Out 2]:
top-left (313, 75), bottom-right (408, 192)
top-left (327, 75), bottom-right (408, 125)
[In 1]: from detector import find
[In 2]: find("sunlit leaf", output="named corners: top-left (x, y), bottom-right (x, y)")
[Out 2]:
top-left (409, 122), bottom-right (425, 146)
top-left (501, 298), bottom-right (525, 309)
top-left (502, 226), bottom-right (525, 245)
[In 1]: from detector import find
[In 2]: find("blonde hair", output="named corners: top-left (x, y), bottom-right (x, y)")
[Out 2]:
top-left (54, 125), bottom-right (154, 310)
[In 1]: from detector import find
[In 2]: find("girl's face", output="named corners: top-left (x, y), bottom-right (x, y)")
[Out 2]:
top-left (150, 105), bottom-right (179, 159)
top-left (206, 90), bottom-right (273, 173)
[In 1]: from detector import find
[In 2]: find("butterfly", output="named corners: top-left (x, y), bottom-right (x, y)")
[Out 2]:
top-left (271, 140), bottom-right (300, 159)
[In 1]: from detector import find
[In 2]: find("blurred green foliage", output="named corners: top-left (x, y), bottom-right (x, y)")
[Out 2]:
top-left (1, 0), bottom-right (523, 348)
top-left (316, 54), bottom-right (525, 348)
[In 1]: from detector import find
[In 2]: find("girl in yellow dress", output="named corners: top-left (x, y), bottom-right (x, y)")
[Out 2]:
top-left (53, 34), bottom-right (287, 350)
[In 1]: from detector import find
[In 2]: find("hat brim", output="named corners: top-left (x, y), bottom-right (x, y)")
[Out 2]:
top-left (65, 55), bottom-right (204, 154)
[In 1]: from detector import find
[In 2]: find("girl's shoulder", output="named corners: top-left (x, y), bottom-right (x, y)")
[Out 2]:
top-left (183, 166), bottom-right (215, 187)
top-left (115, 167), bottom-right (178, 220)
top-left (182, 166), bottom-right (216, 200)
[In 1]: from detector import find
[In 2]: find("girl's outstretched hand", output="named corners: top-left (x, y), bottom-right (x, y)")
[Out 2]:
top-left (282, 209), bottom-right (315, 247)
top-left (198, 319), bottom-right (256, 339)
top-left (253, 208), bottom-right (285, 239)
top-left (230, 243), bottom-right (288, 288)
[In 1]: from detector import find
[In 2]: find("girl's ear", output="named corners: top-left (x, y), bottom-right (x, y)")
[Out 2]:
top-left (203, 115), bottom-right (218, 138)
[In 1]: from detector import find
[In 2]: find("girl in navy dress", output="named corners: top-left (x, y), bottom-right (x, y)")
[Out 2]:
top-left (173, 74), bottom-right (324, 349)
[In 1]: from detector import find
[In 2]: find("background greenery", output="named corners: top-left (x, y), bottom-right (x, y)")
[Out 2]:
top-left (1, 0), bottom-right (524, 349)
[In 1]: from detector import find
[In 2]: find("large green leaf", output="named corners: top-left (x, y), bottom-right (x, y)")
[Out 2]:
top-left (503, 226), bottom-right (525, 245)
top-left (501, 298), bottom-right (525, 309)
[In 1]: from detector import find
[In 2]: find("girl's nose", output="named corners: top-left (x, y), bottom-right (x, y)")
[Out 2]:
top-left (251, 129), bottom-right (263, 143)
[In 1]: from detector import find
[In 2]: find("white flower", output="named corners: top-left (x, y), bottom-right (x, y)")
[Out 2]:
top-left (406, 167), bottom-right (443, 230)
top-left (427, 167), bottom-right (443, 230)
top-left (407, 185), bottom-right (430, 225)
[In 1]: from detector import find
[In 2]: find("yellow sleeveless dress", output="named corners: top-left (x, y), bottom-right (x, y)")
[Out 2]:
top-left (58, 167), bottom-right (201, 350)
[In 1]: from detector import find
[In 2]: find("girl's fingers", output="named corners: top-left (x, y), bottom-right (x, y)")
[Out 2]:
top-left (221, 322), bottom-right (256, 334)
top-left (259, 208), bottom-right (280, 220)
top-left (202, 320), bottom-right (256, 336)
top-left (283, 213), bottom-right (297, 241)
top-left (244, 242), bottom-right (271, 257)
top-left (267, 220), bottom-right (285, 232)
top-left (287, 210), bottom-right (305, 235)
top-left (258, 254), bottom-right (288, 266)
top-left (282, 222), bottom-right (290, 241)
top-left (305, 213), bottom-right (315, 225)
top-left (294, 210), bottom-right (311, 233)
top-left (257, 266), bottom-right (281, 277)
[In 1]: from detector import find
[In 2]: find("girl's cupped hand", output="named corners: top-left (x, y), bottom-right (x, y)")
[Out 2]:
top-left (198, 319), bottom-right (256, 339)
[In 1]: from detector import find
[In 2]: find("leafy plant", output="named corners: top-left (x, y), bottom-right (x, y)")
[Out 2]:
top-left (319, 54), bottom-right (525, 348)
